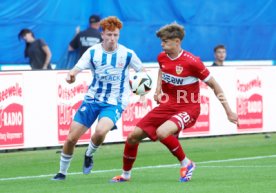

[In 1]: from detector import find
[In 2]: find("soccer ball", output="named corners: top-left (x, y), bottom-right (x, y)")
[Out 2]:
top-left (129, 71), bottom-right (152, 95)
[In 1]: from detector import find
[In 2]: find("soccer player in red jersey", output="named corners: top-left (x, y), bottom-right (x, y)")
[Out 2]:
top-left (111, 23), bottom-right (238, 182)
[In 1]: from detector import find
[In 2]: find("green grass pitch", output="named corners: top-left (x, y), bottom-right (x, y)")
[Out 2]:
top-left (0, 133), bottom-right (275, 193)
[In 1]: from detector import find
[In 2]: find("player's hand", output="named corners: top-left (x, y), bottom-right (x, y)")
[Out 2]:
top-left (66, 73), bottom-right (76, 84)
top-left (227, 111), bottom-right (239, 125)
top-left (154, 93), bottom-right (161, 104)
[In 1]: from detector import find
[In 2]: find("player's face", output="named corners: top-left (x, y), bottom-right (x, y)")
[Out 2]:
top-left (160, 38), bottom-right (179, 54)
top-left (215, 48), bottom-right (226, 62)
top-left (101, 28), bottom-right (120, 51)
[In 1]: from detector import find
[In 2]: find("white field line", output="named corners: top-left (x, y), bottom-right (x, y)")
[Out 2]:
top-left (0, 154), bottom-right (276, 181)
top-left (199, 165), bottom-right (276, 168)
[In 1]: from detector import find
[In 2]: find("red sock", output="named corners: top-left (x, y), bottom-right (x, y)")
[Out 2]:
top-left (123, 141), bottom-right (139, 171)
top-left (160, 135), bottom-right (185, 161)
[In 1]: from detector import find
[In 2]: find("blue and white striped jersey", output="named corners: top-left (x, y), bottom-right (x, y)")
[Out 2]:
top-left (75, 43), bottom-right (143, 109)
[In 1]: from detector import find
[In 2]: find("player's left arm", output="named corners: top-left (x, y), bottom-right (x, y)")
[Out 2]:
top-left (191, 56), bottom-right (238, 124)
top-left (205, 76), bottom-right (238, 125)
top-left (129, 51), bottom-right (145, 72)
top-left (128, 52), bottom-right (147, 103)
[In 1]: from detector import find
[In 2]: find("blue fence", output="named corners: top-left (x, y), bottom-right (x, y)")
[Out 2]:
top-left (0, 0), bottom-right (275, 69)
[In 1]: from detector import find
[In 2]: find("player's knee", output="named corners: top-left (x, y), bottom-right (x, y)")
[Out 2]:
top-left (94, 129), bottom-right (108, 139)
top-left (66, 136), bottom-right (78, 146)
top-left (156, 129), bottom-right (168, 140)
top-left (127, 134), bottom-right (139, 145)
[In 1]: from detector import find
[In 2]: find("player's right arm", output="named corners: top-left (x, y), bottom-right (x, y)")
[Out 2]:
top-left (66, 47), bottom-right (93, 84)
top-left (154, 69), bottom-right (162, 103)
top-left (66, 67), bottom-right (81, 84)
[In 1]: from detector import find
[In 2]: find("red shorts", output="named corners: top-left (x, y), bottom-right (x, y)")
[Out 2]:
top-left (136, 104), bottom-right (200, 141)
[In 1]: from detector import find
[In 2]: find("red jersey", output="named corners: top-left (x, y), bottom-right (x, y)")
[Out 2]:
top-left (158, 50), bottom-right (210, 107)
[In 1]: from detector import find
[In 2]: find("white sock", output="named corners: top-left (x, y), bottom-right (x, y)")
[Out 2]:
top-left (86, 141), bottom-right (99, 156)
top-left (180, 157), bottom-right (190, 167)
top-left (59, 152), bottom-right (72, 175)
top-left (121, 170), bottom-right (131, 179)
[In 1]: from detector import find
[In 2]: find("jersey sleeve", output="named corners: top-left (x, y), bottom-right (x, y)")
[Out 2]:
top-left (75, 48), bottom-right (92, 70)
top-left (157, 53), bottom-right (162, 67)
top-left (190, 57), bottom-right (211, 82)
top-left (129, 51), bottom-right (143, 72)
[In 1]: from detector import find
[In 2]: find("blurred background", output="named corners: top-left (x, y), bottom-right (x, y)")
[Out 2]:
top-left (0, 0), bottom-right (275, 69)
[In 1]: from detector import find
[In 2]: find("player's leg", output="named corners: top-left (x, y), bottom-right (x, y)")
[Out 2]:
top-left (85, 117), bottom-right (114, 156)
top-left (157, 112), bottom-right (196, 182)
top-left (83, 117), bottom-right (115, 174)
top-left (53, 99), bottom-right (99, 180)
top-left (157, 120), bottom-right (186, 162)
top-left (122, 127), bottom-right (148, 178)
top-left (83, 104), bottom-right (122, 174)
top-left (111, 105), bottom-right (169, 182)
top-left (111, 126), bottom-right (148, 182)
top-left (52, 121), bottom-right (88, 180)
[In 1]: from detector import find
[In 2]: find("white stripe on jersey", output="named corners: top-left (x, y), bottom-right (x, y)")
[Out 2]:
top-left (75, 43), bottom-right (143, 109)
top-left (173, 115), bottom-right (185, 129)
top-left (162, 72), bottom-right (198, 86)
top-left (203, 74), bottom-right (212, 82)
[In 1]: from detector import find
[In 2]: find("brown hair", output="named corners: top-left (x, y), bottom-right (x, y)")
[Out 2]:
top-left (100, 16), bottom-right (123, 31)
top-left (156, 23), bottom-right (185, 40)
top-left (214, 45), bottom-right (226, 52)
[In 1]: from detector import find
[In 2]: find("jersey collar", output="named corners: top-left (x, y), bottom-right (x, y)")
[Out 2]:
top-left (167, 50), bottom-right (183, 60)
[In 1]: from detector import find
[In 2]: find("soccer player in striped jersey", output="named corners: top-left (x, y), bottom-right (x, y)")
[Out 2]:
top-left (111, 23), bottom-right (238, 183)
top-left (53, 16), bottom-right (144, 180)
